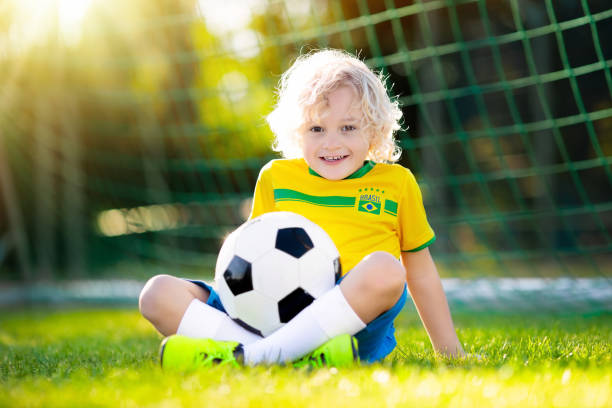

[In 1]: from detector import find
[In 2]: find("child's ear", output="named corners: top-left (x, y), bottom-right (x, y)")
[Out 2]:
top-left (366, 131), bottom-right (381, 158)
top-left (366, 129), bottom-right (376, 148)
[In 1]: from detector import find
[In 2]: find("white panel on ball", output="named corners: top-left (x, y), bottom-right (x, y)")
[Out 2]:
top-left (233, 291), bottom-right (281, 336)
top-left (260, 211), bottom-right (305, 229)
top-left (251, 250), bottom-right (300, 301)
top-left (233, 218), bottom-right (278, 262)
top-left (298, 247), bottom-right (337, 298)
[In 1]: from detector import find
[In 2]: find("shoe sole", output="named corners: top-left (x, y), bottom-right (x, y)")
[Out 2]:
top-left (350, 336), bottom-right (359, 362)
top-left (159, 337), bottom-right (169, 368)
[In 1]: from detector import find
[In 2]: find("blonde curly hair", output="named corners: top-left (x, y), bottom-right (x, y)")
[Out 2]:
top-left (266, 49), bottom-right (403, 163)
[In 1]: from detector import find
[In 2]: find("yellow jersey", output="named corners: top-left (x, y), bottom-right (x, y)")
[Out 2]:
top-left (249, 158), bottom-right (435, 274)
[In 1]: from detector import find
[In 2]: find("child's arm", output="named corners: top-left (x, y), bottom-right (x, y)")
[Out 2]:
top-left (401, 248), bottom-right (465, 358)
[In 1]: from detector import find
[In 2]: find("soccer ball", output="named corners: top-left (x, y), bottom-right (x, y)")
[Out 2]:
top-left (215, 211), bottom-right (341, 337)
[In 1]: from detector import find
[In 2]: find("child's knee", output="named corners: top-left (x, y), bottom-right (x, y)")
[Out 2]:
top-left (359, 251), bottom-right (406, 297)
top-left (139, 274), bottom-right (173, 319)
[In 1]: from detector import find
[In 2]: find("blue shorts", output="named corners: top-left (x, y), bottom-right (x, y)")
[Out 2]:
top-left (189, 278), bottom-right (407, 363)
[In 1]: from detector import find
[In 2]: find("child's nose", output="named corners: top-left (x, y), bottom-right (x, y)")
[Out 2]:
top-left (323, 132), bottom-right (342, 149)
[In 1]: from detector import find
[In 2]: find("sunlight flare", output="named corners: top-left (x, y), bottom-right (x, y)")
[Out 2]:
top-left (5, 0), bottom-right (93, 49)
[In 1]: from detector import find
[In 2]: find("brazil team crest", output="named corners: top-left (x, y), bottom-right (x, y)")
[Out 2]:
top-left (358, 188), bottom-right (382, 214)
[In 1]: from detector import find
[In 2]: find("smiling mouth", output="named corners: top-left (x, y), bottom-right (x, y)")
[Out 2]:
top-left (321, 155), bottom-right (349, 162)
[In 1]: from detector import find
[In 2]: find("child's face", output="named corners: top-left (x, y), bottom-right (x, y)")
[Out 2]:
top-left (300, 86), bottom-right (370, 180)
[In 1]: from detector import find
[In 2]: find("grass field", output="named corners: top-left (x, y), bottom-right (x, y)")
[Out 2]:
top-left (1, 306), bottom-right (610, 407)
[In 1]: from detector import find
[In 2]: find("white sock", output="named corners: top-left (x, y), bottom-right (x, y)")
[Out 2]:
top-left (244, 286), bottom-right (366, 365)
top-left (177, 299), bottom-right (262, 345)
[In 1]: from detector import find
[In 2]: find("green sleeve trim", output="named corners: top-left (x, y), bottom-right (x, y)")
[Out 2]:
top-left (402, 236), bottom-right (436, 252)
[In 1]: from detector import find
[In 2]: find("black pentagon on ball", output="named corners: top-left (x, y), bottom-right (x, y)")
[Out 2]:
top-left (278, 287), bottom-right (315, 323)
top-left (275, 227), bottom-right (314, 258)
top-left (223, 255), bottom-right (253, 296)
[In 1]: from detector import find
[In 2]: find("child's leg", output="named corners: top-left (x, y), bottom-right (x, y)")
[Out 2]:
top-left (244, 251), bottom-right (406, 365)
top-left (337, 251), bottom-right (407, 322)
top-left (139, 274), bottom-right (208, 335)
top-left (139, 274), bottom-right (261, 344)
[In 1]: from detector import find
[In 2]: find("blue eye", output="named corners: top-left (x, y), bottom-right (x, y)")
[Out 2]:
top-left (342, 125), bottom-right (356, 132)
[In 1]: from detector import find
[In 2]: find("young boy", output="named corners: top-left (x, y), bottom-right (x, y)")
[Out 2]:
top-left (139, 49), bottom-right (465, 368)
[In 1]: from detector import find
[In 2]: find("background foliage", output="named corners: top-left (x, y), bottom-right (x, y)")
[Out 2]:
top-left (0, 0), bottom-right (611, 289)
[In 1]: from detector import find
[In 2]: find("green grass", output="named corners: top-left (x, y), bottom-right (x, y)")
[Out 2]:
top-left (1, 307), bottom-right (610, 407)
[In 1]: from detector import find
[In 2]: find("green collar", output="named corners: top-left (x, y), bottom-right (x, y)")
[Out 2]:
top-left (308, 160), bottom-right (376, 179)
